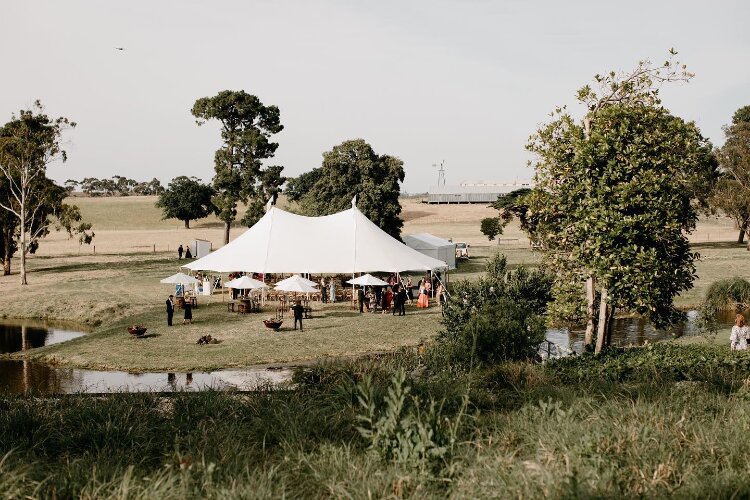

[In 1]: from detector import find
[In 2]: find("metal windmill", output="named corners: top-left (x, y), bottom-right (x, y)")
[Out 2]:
top-left (432, 161), bottom-right (446, 187)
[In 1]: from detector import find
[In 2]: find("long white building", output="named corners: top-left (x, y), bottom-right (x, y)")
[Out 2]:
top-left (427, 181), bottom-right (533, 204)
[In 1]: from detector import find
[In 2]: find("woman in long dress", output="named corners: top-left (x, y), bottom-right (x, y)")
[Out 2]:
top-left (417, 281), bottom-right (430, 308)
top-left (730, 314), bottom-right (749, 350)
top-left (183, 297), bottom-right (193, 325)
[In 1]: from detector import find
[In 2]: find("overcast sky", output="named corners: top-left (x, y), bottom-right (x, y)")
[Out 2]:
top-left (2, 1), bottom-right (748, 192)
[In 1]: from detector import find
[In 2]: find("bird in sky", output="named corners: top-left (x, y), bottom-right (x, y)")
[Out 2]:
top-left (115, 47), bottom-right (125, 51)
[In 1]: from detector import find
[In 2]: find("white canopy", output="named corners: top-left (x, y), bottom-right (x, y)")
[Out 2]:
top-left (224, 275), bottom-right (267, 290)
top-left (184, 206), bottom-right (448, 274)
top-left (160, 272), bottom-right (200, 285)
top-left (274, 275), bottom-right (319, 293)
top-left (347, 274), bottom-right (389, 287)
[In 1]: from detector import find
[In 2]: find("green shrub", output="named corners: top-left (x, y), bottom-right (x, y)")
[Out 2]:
top-left (441, 254), bottom-right (551, 345)
top-left (355, 369), bottom-right (468, 477)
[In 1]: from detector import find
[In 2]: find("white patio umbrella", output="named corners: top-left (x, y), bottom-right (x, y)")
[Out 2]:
top-left (274, 275), bottom-right (319, 293)
top-left (224, 275), bottom-right (267, 289)
top-left (160, 272), bottom-right (200, 285)
top-left (347, 274), bottom-right (389, 287)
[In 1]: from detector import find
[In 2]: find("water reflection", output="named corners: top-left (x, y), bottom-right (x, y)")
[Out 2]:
top-left (547, 309), bottom-right (737, 354)
top-left (0, 321), bottom-right (293, 395)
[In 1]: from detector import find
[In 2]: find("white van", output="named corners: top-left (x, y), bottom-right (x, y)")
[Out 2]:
top-left (455, 242), bottom-right (469, 259)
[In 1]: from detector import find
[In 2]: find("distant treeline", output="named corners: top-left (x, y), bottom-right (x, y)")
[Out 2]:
top-left (65, 176), bottom-right (164, 196)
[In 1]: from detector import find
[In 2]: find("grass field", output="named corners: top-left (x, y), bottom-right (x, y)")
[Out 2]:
top-left (2, 196), bottom-right (749, 371)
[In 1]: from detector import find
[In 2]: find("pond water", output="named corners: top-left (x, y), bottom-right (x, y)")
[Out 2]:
top-left (0, 322), bottom-right (293, 395)
top-left (546, 309), bottom-right (736, 354)
top-left (0, 311), bottom-right (737, 394)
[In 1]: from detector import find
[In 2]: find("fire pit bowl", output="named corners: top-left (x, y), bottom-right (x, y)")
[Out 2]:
top-left (263, 319), bottom-right (283, 331)
top-left (128, 326), bottom-right (148, 336)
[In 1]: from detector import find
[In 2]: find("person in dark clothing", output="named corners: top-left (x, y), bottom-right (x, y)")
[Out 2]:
top-left (183, 299), bottom-right (193, 325)
top-left (357, 287), bottom-right (365, 313)
top-left (374, 286), bottom-right (382, 311)
top-left (166, 295), bottom-right (175, 326)
top-left (177, 245), bottom-right (184, 259)
top-left (392, 285), bottom-right (400, 315)
top-left (185, 245), bottom-right (192, 259)
top-left (397, 287), bottom-right (407, 316)
top-left (292, 299), bottom-right (304, 331)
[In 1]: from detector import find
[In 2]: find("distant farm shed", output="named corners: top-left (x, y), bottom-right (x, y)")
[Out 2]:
top-left (403, 233), bottom-right (456, 270)
top-left (427, 181), bottom-right (533, 204)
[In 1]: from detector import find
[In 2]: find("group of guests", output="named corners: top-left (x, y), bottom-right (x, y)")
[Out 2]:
top-left (357, 283), bottom-right (407, 316)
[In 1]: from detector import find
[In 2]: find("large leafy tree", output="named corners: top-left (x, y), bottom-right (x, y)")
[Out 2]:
top-left (0, 102), bottom-right (93, 283)
top-left (299, 139), bottom-right (405, 239)
top-left (285, 168), bottom-right (323, 202)
top-left (711, 106), bottom-right (750, 243)
top-left (191, 90), bottom-right (284, 243)
top-left (525, 52), bottom-right (716, 352)
top-left (156, 176), bottom-right (216, 229)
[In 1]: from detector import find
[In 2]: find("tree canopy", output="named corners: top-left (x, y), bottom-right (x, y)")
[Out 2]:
top-left (711, 106), bottom-right (750, 243)
top-left (0, 102), bottom-right (93, 283)
top-left (524, 52), bottom-right (716, 352)
top-left (191, 90), bottom-right (284, 243)
top-left (156, 176), bottom-right (216, 229)
top-left (296, 139), bottom-right (405, 239)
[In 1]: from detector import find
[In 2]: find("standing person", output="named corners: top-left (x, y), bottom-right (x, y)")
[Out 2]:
top-left (397, 286), bottom-right (407, 316)
top-left (436, 283), bottom-right (447, 316)
top-left (358, 286), bottom-right (365, 313)
top-left (382, 286), bottom-right (392, 314)
top-left (185, 244), bottom-right (192, 259)
top-left (392, 284), bottom-right (400, 315)
top-left (183, 295), bottom-right (193, 325)
top-left (177, 245), bottom-right (184, 259)
top-left (166, 295), bottom-right (175, 326)
top-left (320, 277), bottom-right (328, 303)
top-left (292, 299), bottom-right (304, 331)
top-left (329, 278), bottom-right (336, 303)
top-left (374, 286), bottom-right (383, 311)
top-left (406, 277), bottom-right (414, 303)
top-left (417, 281), bottom-right (430, 308)
top-left (731, 314), bottom-right (749, 351)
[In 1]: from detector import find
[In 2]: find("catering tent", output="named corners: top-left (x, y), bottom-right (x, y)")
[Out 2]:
top-left (403, 233), bottom-right (456, 270)
top-left (184, 205), bottom-right (448, 273)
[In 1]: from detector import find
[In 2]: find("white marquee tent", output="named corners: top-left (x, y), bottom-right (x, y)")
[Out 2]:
top-left (184, 205), bottom-right (448, 274)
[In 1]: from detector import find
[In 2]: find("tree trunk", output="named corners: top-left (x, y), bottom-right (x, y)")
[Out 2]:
top-left (605, 302), bottom-right (616, 347)
top-left (19, 201), bottom-right (27, 285)
top-left (584, 276), bottom-right (596, 348)
top-left (594, 287), bottom-right (609, 354)
top-left (223, 221), bottom-right (230, 245)
top-left (738, 229), bottom-right (745, 244)
top-left (184, 219), bottom-right (190, 229)
top-left (19, 234), bottom-right (27, 285)
top-left (2, 235), bottom-right (10, 276)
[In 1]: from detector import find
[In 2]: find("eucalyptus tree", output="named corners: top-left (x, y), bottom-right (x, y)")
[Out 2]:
top-left (711, 105), bottom-right (750, 243)
top-left (0, 102), bottom-right (93, 283)
top-left (526, 51), bottom-right (716, 352)
top-left (191, 90), bottom-right (284, 243)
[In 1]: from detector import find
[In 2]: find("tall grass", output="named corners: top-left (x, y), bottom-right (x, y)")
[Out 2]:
top-left (702, 277), bottom-right (750, 312)
top-left (5, 345), bottom-right (750, 498)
